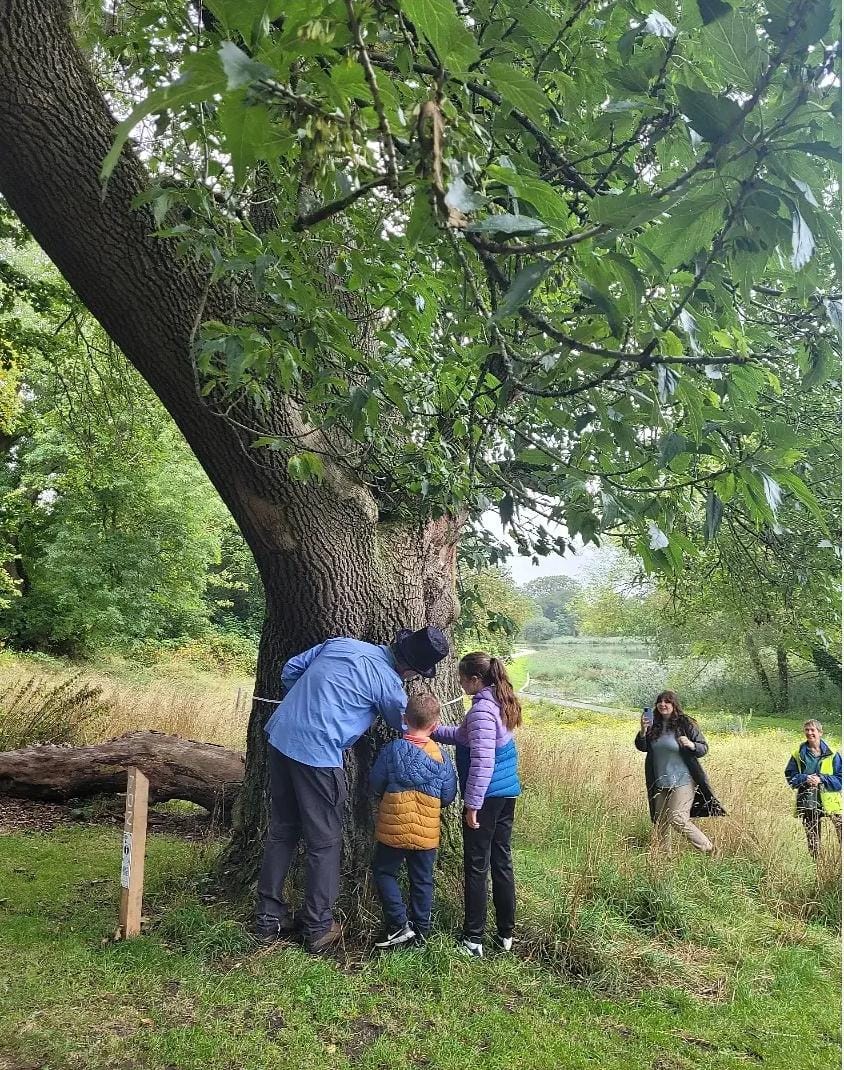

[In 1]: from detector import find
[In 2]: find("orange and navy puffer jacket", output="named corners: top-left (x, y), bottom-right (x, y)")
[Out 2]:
top-left (370, 737), bottom-right (458, 850)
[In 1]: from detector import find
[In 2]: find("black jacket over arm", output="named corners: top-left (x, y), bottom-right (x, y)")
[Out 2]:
top-left (634, 721), bottom-right (726, 821)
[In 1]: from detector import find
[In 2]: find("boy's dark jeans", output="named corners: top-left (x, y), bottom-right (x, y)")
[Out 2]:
top-left (256, 746), bottom-right (347, 942)
top-left (462, 796), bottom-right (516, 942)
top-left (372, 842), bottom-right (437, 935)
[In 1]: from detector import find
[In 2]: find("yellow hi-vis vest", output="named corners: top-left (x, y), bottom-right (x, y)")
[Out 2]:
top-left (792, 748), bottom-right (843, 814)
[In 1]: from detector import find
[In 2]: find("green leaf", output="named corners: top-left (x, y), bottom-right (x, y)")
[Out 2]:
top-left (647, 193), bottom-right (725, 271)
top-left (578, 280), bottom-right (623, 338)
top-left (789, 141), bottom-right (842, 161)
top-left (406, 190), bottom-right (436, 247)
top-left (218, 97), bottom-right (278, 183)
top-left (486, 62), bottom-right (552, 127)
top-left (618, 28), bottom-right (640, 62)
top-left (499, 492), bottom-right (514, 526)
top-left (659, 432), bottom-right (689, 467)
top-left (726, 364), bottom-right (767, 410)
top-left (101, 53), bottom-right (227, 183)
top-left (606, 253), bottom-right (645, 322)
top-left (660, 330), bottom-right (686, 356)
top-left (589, 190), bottom-right (679, 230)
top-left (701, 14), bottom-right (767, 91)
top-left (467, 214), bottom-right (548, 236)
top-left (486, 166), bottom-right (571, 230)
top-left (494, 261), bottom-right (552, 320)
top-left (704, 489), bottom-right (723, 543)
top-left (764, 0), bottom-right (833, 51)
top-left (776, 470), bottom-right (829, 532)
top-left (287, 451), bottom-right (325, 483)
top-left (713, 471), bottom-right (736, 502)
top-left (675, 84), bottom-right (744, 143)
top-left (401, 0), bottom-right (480, 71)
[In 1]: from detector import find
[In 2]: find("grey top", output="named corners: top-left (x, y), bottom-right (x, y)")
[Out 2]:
top-left (651, 731), bottom-right (693, 789)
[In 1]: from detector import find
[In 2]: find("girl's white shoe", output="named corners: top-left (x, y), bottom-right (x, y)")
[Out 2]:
top-left (458, 938), bottom-right (484, 958)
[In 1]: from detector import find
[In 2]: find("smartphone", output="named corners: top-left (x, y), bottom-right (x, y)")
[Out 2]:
top-left (642, 707), bottom-right (654, 727)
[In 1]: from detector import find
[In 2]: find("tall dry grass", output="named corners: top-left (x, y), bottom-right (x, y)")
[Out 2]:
top-left (0, 664), bottom-right (249, 751)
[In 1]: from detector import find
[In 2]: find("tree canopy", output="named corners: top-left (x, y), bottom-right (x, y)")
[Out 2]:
top-left (87, 0), bottom-right (841, 568)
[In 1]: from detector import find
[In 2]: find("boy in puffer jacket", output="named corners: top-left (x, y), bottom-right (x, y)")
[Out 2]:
top-left (370, 693), bottom-right (457, 948)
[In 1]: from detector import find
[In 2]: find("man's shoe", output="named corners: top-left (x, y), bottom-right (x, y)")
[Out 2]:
top-left (493, 934), bottom-right (514, 952)
top-left (457, 938), bottom-right (484, 958)
top-left (253, 914), bottom-right (282, 945)
top-left (253, 913), bottom-right (300, 946)
top-left (306, 921), bottom-right (343, 955)
top-left (374, 923), bottom-right (416, 950)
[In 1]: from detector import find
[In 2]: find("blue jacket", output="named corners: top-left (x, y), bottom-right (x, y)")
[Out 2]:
top-left (265, 638), bottom-right (406, 767)
top-left (370, 737), bottom-right (457, 849)
top-left (785, 741), bottom-right (842, 791)
top-left (455, 737), bottom-right (521, 803)
top-left (434, 687), bottom-right (521, 808)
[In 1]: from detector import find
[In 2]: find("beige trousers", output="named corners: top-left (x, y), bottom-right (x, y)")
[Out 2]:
top-left (653, 782), bottom-right (713, 853)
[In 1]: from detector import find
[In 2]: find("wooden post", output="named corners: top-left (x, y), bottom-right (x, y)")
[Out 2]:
top-left (118, 766), bottom-right (149, 939)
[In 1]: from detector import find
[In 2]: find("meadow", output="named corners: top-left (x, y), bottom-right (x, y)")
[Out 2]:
top-left (0, 650), bottom-right (840, 1070)
top-left (520, 637), bottom-right (840, 727)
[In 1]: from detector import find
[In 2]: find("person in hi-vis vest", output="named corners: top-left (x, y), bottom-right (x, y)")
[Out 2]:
top-left (785, 719), bottom-right (842, 859)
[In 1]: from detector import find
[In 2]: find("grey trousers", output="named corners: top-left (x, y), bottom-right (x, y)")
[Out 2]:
top-left (256, 746), bottom-right (347, 940)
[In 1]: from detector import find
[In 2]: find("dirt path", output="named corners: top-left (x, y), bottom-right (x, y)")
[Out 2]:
top-left (520, 687), bottom-right (636, 718)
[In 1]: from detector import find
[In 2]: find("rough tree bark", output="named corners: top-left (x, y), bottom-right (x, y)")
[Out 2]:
top-left (0, 0), bottom-right (463, 910)
top-left (0, 731), bottom-right (244, 817)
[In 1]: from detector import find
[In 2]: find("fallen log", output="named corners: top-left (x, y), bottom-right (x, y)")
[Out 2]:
top-left (0, 731), bottom-right (244, 818)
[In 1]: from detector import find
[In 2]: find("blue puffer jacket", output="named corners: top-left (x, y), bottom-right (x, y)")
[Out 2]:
top-left (434, 687), bottom-right (521, 808)
top-left (455, 738), bottom-right (521, 802)
top-left (370, 737), bottom-right (457, 850)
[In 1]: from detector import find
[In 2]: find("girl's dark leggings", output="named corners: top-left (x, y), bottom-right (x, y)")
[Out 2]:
top-left (462, 796), bottom-right (516, 941)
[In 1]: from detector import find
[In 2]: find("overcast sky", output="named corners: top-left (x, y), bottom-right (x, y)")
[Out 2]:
top-left (482, 511), bottom-right (612, 587)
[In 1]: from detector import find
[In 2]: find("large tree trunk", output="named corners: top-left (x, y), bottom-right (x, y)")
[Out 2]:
top-left (220, 515), bottom-right (462, 907)
top-left (0, 0), bottom-right (464, 917)
top-left (0, 731), bottom-right (244, 817)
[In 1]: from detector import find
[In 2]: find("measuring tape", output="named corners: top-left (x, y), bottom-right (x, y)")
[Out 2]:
top-left (251, 693), bottom-right (466, 708)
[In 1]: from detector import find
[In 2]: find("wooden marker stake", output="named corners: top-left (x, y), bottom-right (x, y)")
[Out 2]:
top-left (118, 766), bottom-right (149, 938)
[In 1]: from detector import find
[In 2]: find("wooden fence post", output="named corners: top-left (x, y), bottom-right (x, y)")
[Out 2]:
top-left (118, 766), bottom-right (149, 938)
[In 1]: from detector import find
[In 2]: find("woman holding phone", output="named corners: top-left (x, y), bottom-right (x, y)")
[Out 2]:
top-left (635, 691), bottom-right (724, 854)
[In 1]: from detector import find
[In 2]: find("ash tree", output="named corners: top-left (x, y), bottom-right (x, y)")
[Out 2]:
top-left (0, 0), bottom-right (838, 893)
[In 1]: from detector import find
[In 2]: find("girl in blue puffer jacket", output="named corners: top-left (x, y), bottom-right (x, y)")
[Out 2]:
top-left (434, 651), bottom-right (522, 957)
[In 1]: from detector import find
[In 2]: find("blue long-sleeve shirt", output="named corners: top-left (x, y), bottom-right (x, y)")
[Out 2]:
top-left (264, 638), bottom-right (407, 768)
top-left (785, 740), bottom-right (842, 791)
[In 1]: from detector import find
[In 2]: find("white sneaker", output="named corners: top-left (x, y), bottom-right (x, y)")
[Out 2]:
top-left (495, 935), bottom-right (513, 952)
top-left (375, 923), bottom-right (416, 950)
top-left (458, 939), bottom-right (484, 958)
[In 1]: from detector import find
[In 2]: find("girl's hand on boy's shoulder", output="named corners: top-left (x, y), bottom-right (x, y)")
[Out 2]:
top-left (464, 807), bottom-right (480, 829)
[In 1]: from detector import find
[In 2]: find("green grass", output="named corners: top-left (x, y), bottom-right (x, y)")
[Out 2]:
top-left (0, 653), bottom-right (839, 1069)
top-left (1, 795), bottom-right (840, 1069)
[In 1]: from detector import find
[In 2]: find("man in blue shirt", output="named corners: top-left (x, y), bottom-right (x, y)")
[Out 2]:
top-left (255, 626), bottom-right (449, 953)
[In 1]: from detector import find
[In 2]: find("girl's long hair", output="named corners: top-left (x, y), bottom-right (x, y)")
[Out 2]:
top-left (459, 651), bottom-right (522, 730)
top-left (650, 690), bottom-right (698, 739)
